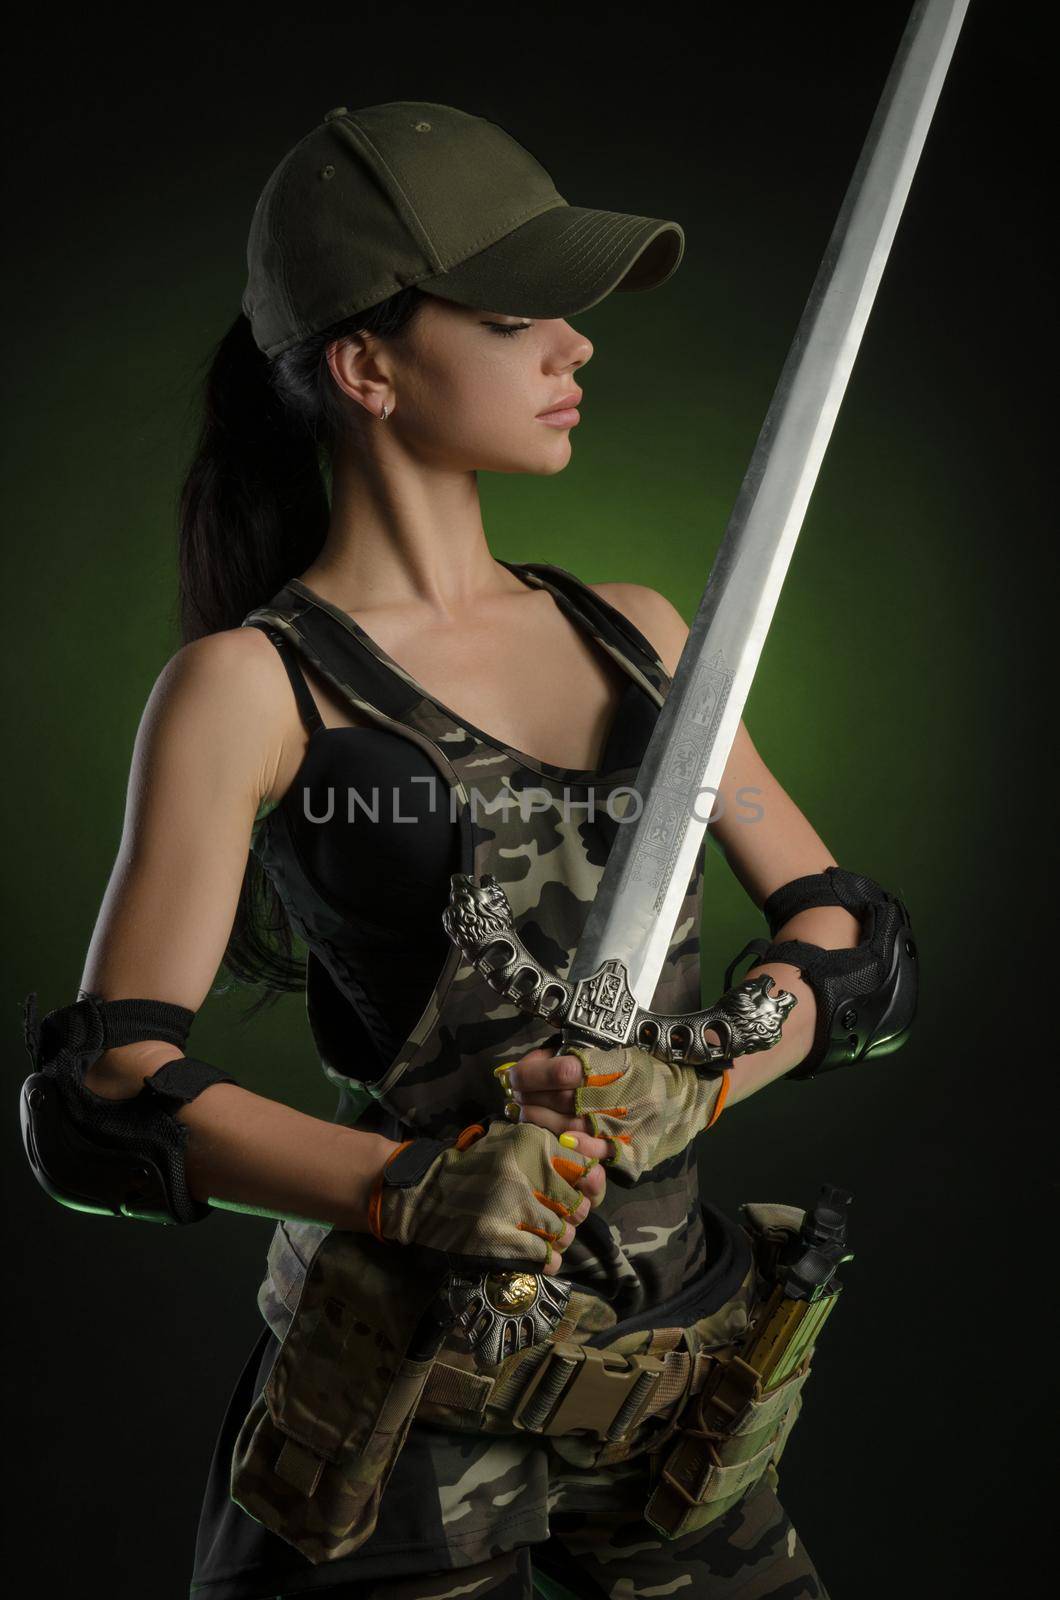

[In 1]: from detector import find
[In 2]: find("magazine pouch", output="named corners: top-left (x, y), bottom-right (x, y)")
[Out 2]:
top-left (642, 1201), bottom-right (837, 1538)
top-left (229, 1228), bottom-right (450, 1565)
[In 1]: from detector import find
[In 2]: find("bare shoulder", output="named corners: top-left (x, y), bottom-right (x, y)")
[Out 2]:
top-left (135, 625), bottom-right (290, 798)
top-left (148, 624), bottom-right (283, 728)
top-left (587, 582), bottom-right (690, 677)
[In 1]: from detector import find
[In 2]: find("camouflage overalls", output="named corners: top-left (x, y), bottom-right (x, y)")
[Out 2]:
top-left (188, 562), bottom-right (828, 1599)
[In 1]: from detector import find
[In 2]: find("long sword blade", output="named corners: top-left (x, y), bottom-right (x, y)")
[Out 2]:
top-left (569, 0), bottom-right (970, 1005)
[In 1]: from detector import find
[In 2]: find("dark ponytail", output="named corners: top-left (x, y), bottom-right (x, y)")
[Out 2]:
top-left (177, 286), bottom-right (428, 1012)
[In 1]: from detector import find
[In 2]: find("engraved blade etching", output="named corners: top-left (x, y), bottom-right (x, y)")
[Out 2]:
top-left (569, 0), bottom-right (970, 1008)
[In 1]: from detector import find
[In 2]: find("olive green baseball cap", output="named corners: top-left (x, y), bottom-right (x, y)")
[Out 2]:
top-left (243, 100), bottom-right (685, 358)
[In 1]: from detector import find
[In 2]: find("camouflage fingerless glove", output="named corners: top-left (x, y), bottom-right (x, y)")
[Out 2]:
top-left (367, 1118), bottom-right (601, 1272)
top-left (567, 1044), bottom-right (731, 1183)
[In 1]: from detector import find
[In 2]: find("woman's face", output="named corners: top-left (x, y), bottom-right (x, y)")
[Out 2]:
top-left (332, 295), bottom-right (594, 476)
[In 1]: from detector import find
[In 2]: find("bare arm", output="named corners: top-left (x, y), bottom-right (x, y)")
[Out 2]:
top-left (78, 627), bottom-right (398, 1230)
top-left (591, 583), bottom-right (861, 1101)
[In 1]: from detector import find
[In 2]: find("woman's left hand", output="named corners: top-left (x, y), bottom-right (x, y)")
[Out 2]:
top-left (501, 1043), bottom-right (730, 1184)
top-left (499, 1045), bottom-right (601, 1136)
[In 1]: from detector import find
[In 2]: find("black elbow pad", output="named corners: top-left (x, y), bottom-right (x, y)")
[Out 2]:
top-left (19, 991), bottom-right (239, 1225)
top-left (723, 866), bottom-right (919, 1081)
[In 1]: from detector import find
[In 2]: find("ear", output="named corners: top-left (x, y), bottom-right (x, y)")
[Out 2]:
top-left (325, 333), bottom-right (391, 418)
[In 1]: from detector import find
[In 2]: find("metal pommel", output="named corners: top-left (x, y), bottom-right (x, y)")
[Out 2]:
top-left (443, 873), bottom-right (796, 1072)
top-left (445, 1267), bottom-right (572, 1366)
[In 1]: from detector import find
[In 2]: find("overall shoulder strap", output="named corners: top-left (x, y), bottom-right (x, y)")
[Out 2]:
top-left (242, 583), bottom-right (420, 722)
top-left (507, 561), bottom-right (670, 683)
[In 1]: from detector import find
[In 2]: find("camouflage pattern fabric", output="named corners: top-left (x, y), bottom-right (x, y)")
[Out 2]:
top-left (229, 1228), bottom-right (453, 1563)
top-left (536, 1470), bottom-right (830, 1599)
top-left (193, 563), bottom-right (824, 1593)
top-left (565, 1040), bottom-right (729, 1181)
top-left (272, 1474), bottom-right (829, 1597)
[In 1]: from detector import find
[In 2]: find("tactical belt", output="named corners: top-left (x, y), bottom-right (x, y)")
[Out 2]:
top-left (418, 1317), bottom-right (809, 1451)
top-left (413, 1199), bottom-right (824, 1537)
top-left (229, 1201), bottom-right (823, 1562)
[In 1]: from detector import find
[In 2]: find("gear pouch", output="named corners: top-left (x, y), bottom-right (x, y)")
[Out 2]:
top-left (229, 1227), bottom-right (450, 1564)
top-left (643, 1201), bottom-right (832, 1540)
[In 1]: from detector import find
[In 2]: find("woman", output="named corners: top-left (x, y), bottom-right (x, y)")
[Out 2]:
top-left (21, 102), bottom-right (907, 1598)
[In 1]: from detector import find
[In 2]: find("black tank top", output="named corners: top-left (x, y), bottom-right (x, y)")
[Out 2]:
top-left (263, 627), bottom-right (460, 1065)
top-left (258, 620), bottom-right (659, 1073)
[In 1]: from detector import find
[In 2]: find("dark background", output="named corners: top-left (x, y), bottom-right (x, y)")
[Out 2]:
top-left (3, 5), bottom-right (1052, 1596)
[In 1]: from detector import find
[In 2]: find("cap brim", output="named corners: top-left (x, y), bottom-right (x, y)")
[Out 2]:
top-left (413, 204), bottom-right (684, 319)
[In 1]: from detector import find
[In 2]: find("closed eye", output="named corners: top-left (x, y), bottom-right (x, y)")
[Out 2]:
top-left (482, 321), bottom-right (533, 337)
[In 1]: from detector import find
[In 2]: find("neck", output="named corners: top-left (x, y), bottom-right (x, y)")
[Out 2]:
top-left (300, 444), bottom-right (522, 625)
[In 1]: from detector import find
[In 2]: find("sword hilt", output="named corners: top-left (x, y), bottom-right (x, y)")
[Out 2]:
top-left (443, 872), bottom-right (796, 1072)
top-left (433, 870), bottom-right (796, 1366)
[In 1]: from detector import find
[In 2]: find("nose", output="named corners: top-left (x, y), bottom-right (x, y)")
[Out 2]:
top-left (549, 321), bottom-right (592, 375)
top-left (566, 326), bottom-right (592, 369)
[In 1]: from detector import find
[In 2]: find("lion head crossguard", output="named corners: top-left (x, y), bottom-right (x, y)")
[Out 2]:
top-left (443, 872), bottom-right (796, 1071)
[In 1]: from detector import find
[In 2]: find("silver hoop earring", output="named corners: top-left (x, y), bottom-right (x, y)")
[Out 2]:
top-left (380, 404), bottom-right (390, 422)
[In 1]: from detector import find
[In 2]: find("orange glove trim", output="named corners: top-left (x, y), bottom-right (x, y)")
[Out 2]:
top-left (550, 1154), bottom-right (589, 1184)
top-left (705, 1068), bottom-right (731, 1129)
top-left (517, 1221), bottom-right (563, 1243)
top-left (532, 1186), bottom-right (575, 1221)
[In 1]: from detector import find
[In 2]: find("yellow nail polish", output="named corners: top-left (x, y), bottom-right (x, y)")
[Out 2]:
top-left (559, 1132), bottom-right (578, 1149)
top-left (493, 1062), bottom-right (517, 1077)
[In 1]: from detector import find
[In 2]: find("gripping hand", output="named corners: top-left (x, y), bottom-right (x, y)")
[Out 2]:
top-left (565, 1042), bottom-right (730, 1184)
top-left (368, 1117), bottom-right (602, 1274)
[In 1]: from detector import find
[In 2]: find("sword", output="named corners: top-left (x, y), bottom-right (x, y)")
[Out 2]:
top-left (430, 0), bottom-right (970, 1365)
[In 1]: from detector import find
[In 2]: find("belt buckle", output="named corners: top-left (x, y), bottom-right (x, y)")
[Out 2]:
top-left (510, 1340), bottom-right (667, 1440)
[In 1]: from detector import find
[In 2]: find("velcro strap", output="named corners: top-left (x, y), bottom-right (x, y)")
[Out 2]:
top-left (755, 938), bottom-right (840, 980)
top-left (421, 1361), bottom-right (494, 1415)
top-left (639, 1351), bottom-right (695, 1420)
top-left (274, 1435), bottom-right (325, 1496)
top-left (22, 991), bottom-right (196, 1067)
top-left (762, 870), bottom-right (845, 939)
top-left (613, 1337), bottom-right (719, 1426)
top-left (92, 995), bottom-right (196, 1050)
top-left (380, 1137), bottom-right (448, 1186)
top-left (142, 1056), bottom-right (239, 1106)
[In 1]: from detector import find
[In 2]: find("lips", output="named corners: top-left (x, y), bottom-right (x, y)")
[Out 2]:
top-left (537, 390), bottom-right (583, 417)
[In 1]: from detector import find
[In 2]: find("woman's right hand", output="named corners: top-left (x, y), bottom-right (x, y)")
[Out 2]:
top-left (368, 1119), bottom-right (606, 1276)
